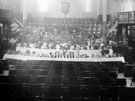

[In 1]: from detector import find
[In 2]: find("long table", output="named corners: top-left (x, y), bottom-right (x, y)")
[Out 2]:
top-left (16, 47), bottom-right (101, 57)
top-left (3, 54), bottom-right (125, 63)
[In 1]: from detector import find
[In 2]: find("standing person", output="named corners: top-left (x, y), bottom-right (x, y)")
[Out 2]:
top-left (91, 34), bottom-right (96, 48)
top-left (87, 39), bottom-right (91, 50)
top-left (75, 44), bottom-right (80, 58)
top-left (54, 29), bottom-right (58, 35)
top-left (59, 44), bottom-right (64, 58)
top-left (0, 38), bottom-right (8, 58)
top-left (70, 44), bottom-right (75, 58)
top-left (72, 30), bottom-right (76, 40)
top-left (65, 44), bottom-right (70, 58)
top-left (55, 44), bottom-right (61, 58)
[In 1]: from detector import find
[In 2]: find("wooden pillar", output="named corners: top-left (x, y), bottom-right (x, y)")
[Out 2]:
top-left (23, 0), bottom-right (27, 25)
top-left (102, 0), bottom-right (107, 23)
top-left (102, 0), bottom-right (107, 41)
top-left (97, 0), bottom-right (99, 17)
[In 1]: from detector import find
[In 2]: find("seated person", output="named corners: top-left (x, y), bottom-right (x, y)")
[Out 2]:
top-left (23, 43), bottom-right (29, 48)
top-left (16, 43), bottom-right (22, 47)
top-left (86, 45), bottom-right (90, 50)
top-left (35, 41), bottom-right (42, 48)
top-left (24, 50), bottom-right (31, 56)
top-left (49, 52), bottom-right (55, 58)
top-left (54, 29), bottom-right (58, 35)
top-left (44, 32), bottom-right (48, 37)
top-left (29, 43), bottom-right (35, 48)
top-left (69, 44), bottom-right (75, 58)
top-left (101, 46), bottom-right (109, 57)
top-left (80, 54), bottom-right (89, 58)
top-left (108, 46), bottom-right (113, 57)
top-left (17, 51), bottom-right (22, 55)
top-left (6, 49), bottom-right (12, 54)
top-left (91, 46), bottom-right (94, 50)
top-left (48, 43), bottom-right (53, 49)
top-left (32, 51), bottom-right (36, 56)
top-left (41, 43), bottom-right (47, 49)
top-left (64, 45), bottom-right (70, 58)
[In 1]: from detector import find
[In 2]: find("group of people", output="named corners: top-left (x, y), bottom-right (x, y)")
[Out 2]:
top-left (5, 19), bottom-right (125, 58)
top-left (6, 37), bottom-right (117, 59)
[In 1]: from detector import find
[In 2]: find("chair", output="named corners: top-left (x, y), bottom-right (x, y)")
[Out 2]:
top-left (0, 75), bottom-right (9, 83)
top-left (85, 86), bottom-right (100, 99)
top-left (118, 63), bottom-right (125, 73)
top-left (99, 87), bottom-right (110, 100)
top-left (108, 87), bottom-right (119, 100)
top-left (9, 70), bottom-right (17, 76)
top-left (96, 72), bottom-right (111, 86)
top-left (81, 77), bottom-right (100, 86)
top-left (132, 67), bottom-right (135, 82)
top-left (109, 72), bottom-right (117, 79)
top-left (44, 85), bottom-right (62, 98)
top-left (15, 65), bottom-right (24, 70)
top-left (27, 76), bottom-right (45, 84)
top-left (37, 69), bottom-right (49, 76)
top-left (116, 78), bottom-right (126, 87)
top-left (13, 75), bottom-right (31, 84)
top-left (44, 98), bottom-right (62, 101)
top-left (46, 76), bottom-right (62, 85)
top-left (119, 87), bottom-right (135, 101)
top-left (28, 69), bottom-right (46, 76)
top-left (25, 84), bottom-right (44, 98)
top-left (53, 70), bottom-right (62, 76)
top-left (0, 60), bottom-right (9, 70)
top-left (124, 64), bottom-right (133, 77)
top-left (0, 83), bottom-right (14, 98)
top-left (53, 61), bottom-right (63, 70)
top-left (10, 83), bottom-right (26, 98)
top-left (0, 83), bottom-right (25, 99)
top-left (63, 77), bottom-right (80, 86)
top-left (79, 71), bottom-right (90, 77)
top-left (63, 85), bottom-right (84, 99)
top-left (62, 98), bottom-right (85, 101)
top-left (16, 69), bottom-right (29, 76)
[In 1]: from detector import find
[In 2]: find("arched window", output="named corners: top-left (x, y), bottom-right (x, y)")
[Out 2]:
top-left (85, 0), bottom-right (92, 12)
top-left (38, 0), bottom-right (48, 12)
top-left (123, 0), bottom-right (133, 12)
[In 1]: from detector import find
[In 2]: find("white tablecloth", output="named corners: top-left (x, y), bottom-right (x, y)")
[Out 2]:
top-left (16, 47), bottom-right (101, 57)
top-left (3, 54), bottom-right (125, 63)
